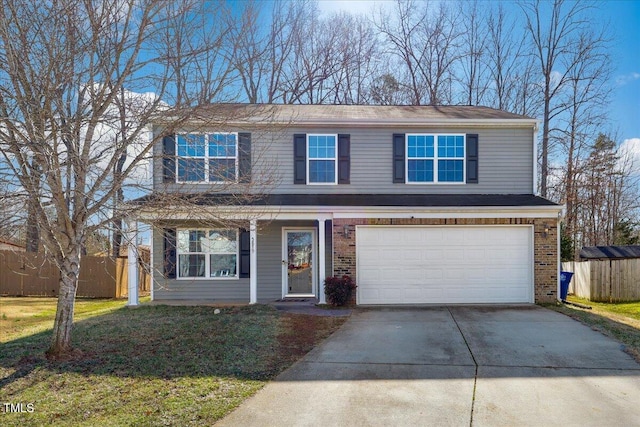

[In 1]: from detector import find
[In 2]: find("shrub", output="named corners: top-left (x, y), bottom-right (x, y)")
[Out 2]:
top-left (324, 275), bottom-right (356, 306)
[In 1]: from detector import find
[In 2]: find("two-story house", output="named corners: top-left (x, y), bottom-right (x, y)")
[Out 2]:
top-left (129, 104), bottom-right (562, 306)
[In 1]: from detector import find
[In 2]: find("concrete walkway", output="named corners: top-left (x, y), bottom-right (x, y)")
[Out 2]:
top-left (217, 306), bottom-right (640, 426)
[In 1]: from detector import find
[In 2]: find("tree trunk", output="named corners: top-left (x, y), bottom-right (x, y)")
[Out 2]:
top-left (46, 249), bottom-right (81, 359)
top-left (25, 202), bottom-right (39, 252)
top-left (540, 91), bottom-right (550, 198)
top-left (25, 159), bottom-right (42, 253)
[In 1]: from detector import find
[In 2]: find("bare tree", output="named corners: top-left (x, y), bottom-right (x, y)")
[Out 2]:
top-left (323, 12), bottom-right (380, 105)
top-left (229, 0), bottom-right (311, 104)
top-left (280, 3), bottom-right (345, 104)
top-left (484, 4), bottom-right (540, 116)
top-left (565, 133), bottom-right (639, 250)
top-left (0, 0), bottom-right (245, 358)
top-left (550, 30), bottom-right (612, 258)
top-left (457, 0), bottom-right (488, 106)
top-left (376, 0), bottom-right (462, 105)
top-left (519, 0), bottom-right (603, 197)
top-left (375, 0), bottom-right (427, 105)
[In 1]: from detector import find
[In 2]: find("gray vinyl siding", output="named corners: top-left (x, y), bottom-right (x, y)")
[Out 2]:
top-left (151, 228), bottom-right (250, 302)
top-left (152, 220), bottom-right (328, 303)
top-left (153, 126), bottom-right (534, 195)
top-left (255, 221), bottom-right (282, 302)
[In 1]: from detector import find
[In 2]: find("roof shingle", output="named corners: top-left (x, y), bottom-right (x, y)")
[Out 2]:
top-left (157, 104), bottom-right (535, 125)
top-left (579, 246), bottom-right (640, 260)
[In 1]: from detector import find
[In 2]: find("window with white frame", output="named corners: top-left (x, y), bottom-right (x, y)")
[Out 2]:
top-left (407, 134), bottom-right (465, 183)
top-left (176, 133), bottom-right (237, 182)
top-left (307, 134), bottom-right (337, 184)
top-left (177, 229), bottom-right (238, 278)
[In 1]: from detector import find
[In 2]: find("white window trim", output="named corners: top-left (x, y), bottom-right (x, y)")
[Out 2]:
top-left (306, 133), bottom-right (338, 185)
top-left (176, 228), bottom-right (239, 280)
top-left (406, 133), bottom-right (466, 185)
top-left (175, 132), bottom-right (239, 184)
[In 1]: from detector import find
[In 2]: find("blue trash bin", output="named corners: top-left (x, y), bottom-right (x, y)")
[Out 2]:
top-left (560, 271), bottom-right (574, 301)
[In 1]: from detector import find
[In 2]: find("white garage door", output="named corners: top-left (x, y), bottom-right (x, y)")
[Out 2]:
top-left (356, 226), bottom-right (533, 304)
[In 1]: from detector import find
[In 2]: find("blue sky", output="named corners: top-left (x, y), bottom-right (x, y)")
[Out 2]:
top-left (606, 0), bottom-right (640, 142)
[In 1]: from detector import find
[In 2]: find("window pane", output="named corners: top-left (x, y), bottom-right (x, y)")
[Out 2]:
top-left (309, 159), bottom-right (336, 183)
top-left (308, 137), bottom-right (318, 158)
top-left (455, 136), bottom-right (464, 157)
top-left (209, 133), bottom-right (236, 157)
top-left (179, 254), bottom-right (205, 277)
top-left (209, 159), bottom-right (236, 182)
top-left (438, 135), bottom-right (464, 158)
top-left (177, 134), bottom-right (205, 157)
top-left (210, 254), bottom-right (237, 277)
top-left (177, 158), bottom-right (205, 181)
top-left (438, 160), bottom-right (464, 182)
top-left (208, 230), bottom-right (237, 252)
top-left (408, 159), bottom-right (434, 182)
top-left (408, 135), bottom-right (434, 158)
top-left (326, 136), bottom-right (335, 158)
top-left (308, 135), bottom-right (336, 159)
top-left (177, 230), bottom-right (190, 253)
top-left (187, 230), bottom-right (206, 252)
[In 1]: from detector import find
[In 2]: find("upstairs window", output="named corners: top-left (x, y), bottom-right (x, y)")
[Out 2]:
top-left (176, 133), bottom-right (237, 182)
top-left (307, 134), bottom-right (337, 184)
top-left (407, 134), bottom-right (465, 183)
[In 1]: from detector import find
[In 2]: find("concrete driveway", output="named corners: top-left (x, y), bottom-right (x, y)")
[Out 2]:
top-left (217, 306), bottom-right (640, 426)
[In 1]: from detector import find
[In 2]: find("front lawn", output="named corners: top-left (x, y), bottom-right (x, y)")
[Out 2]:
top-left (549, 296), bottom-right (640, 362)
top-left (0, 297), bottom-right (346, 426)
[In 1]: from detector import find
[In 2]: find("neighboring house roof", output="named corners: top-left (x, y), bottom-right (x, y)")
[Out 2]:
top-left (155, 104), bottom-right (537, 127)
top-left (135, 193), bottom-right (558, 208)
top-left (580, 245), bottom-right (640, 260)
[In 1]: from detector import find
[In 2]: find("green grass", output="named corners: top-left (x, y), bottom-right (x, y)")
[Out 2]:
top-left (1, 297), bottom-right (129, 342)
top-left (548, 296), bottom-right (640, 362)
top-left (565, 297), bottom-right (640, 322)
top-left (0, 297), bottom-right (346, 426)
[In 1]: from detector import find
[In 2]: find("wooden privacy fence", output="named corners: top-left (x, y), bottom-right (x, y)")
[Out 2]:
top-left (562, 259), bottom-right (640, 302)
top-left (0, 250), bottom-right (150, 298)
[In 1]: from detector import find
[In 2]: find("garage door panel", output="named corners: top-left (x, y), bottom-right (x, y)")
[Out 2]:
top-left (382, 269), bottom-right (407, 282)
top-left (357, 226), bottom-right (533, 304)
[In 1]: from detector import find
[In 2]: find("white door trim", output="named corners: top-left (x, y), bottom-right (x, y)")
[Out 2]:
top-left (282, 227), bottom-right (317, 298)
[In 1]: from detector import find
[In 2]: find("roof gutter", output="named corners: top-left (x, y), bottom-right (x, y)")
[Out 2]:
top-left (134, 203), bottom-right (564, 221)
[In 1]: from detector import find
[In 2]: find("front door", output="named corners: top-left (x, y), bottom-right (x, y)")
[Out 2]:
top-left (283, 229), bottom-right (315, 296)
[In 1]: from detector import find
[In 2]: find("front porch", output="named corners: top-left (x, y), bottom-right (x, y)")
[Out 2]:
top-left (125, 217), bottom-right (333, 306)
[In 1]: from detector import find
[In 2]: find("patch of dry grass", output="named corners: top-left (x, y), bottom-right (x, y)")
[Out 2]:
top-left (0, 298), bottom-right (347, 426)
top-left (0, 297), bottom-right (126, 343)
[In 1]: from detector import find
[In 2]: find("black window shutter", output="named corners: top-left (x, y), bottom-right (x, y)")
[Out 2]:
top-left (466, 134), bottom-right (479, 184)
top-left (392, 134), bottom-right (405, 183)
top-left (239, 229), bottom-right (250, 278)
top-left (293, 134), bottom-right (307, 184)
top-left (238, 132), bottom-right (252, 183)
top-left (163, 228), bottom-right (177, 279)
top-left (163, 135), bottom-right (176, 183)
top-left (337, 134), bottom-right (350, 184)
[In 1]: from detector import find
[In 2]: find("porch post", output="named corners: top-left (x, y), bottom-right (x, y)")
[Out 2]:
top-left (318, 219), bottom-right (326, 304)
top-left (126, 218), bottom-right (139, 307)
top-left (249, 219), bottom-right (258, 304)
